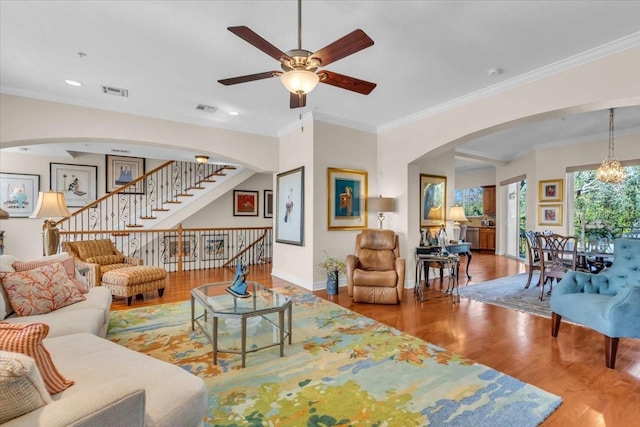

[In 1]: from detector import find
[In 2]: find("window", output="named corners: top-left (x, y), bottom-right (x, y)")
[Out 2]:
top-left (454, 187), bottom-right (483, 217)
top-left (571, 165), bottom-right (640, 238)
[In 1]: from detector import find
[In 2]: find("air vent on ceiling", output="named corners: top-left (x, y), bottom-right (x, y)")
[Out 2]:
top-left (101, 85), bottom-right (129, 97)
top-left (111, 149), bottom-right (130, 154)
top-left (195, 104), bottom-right (217, 113)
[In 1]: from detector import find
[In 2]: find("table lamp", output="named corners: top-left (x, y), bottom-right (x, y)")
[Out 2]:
top-left (448, 206), bottom-right (468, 241)
top-left (369, 196), bottom-right (394, 229)
top-left (30, 191), bottom-right (71, 256)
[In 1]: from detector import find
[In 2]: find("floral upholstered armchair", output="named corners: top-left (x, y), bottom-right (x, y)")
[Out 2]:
top-left (550, 238), bottom-right (640, 369)
top-left (62, 239), bottom-right (143, 287)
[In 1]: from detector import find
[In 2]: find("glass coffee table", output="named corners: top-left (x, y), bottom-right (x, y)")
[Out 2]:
top-left (190, 281), bottom-right (292, 368)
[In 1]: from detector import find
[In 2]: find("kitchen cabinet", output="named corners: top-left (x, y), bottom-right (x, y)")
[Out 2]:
top-left (479, 227), bottom-right (496, 251)
top-left (482, 186), bottom-right (496, 216)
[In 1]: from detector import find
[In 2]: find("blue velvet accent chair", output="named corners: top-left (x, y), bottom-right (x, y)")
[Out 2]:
top-left (550, 238), bottom-right (640, 369)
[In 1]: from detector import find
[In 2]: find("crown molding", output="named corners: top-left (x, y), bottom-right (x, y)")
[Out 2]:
top-left (378, 32), bottom-right (640, 134)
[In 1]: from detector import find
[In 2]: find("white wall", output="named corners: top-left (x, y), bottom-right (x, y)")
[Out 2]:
top-left (182, 173), bottom-right (273, 228)
top-left (456, 168), bottom-right (496, 189)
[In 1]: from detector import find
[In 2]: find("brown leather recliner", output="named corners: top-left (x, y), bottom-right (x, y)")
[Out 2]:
top-left (346, 229), bottom-right (405, 304)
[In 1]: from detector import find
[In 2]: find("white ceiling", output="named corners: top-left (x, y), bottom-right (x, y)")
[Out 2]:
top-left (1, 1), bottom-right (639, 170)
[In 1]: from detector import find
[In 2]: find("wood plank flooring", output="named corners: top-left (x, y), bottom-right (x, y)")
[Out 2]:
top-left (111, 252), bottom-right (640, 426)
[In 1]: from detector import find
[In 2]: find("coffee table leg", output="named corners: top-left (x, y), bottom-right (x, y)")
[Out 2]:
top-left (241, 318), bottom-right (247, 368)
top-left (190, 296), bottom-right (194, 331)
top-left (279, 310), bottom-right (285, 357)
top-left (287, 304), bottom-right (292, 344)
top-left (213, 316), bottom-right (218, 365)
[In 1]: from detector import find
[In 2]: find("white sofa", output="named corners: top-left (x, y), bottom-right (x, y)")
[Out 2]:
top-left (0, 254), bottom-right (208, 427)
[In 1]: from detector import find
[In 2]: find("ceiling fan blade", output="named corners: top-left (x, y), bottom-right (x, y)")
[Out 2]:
top-left (228, 26), bottom-right (290, 62)
top-left (311, 29), bottom-right (374, 67)
top-left (290, 92), bottom-right (307, 109)
top-left (319, 71), bottom-right (376, 95)
top-left (218, 71), bottom-right (280, 86)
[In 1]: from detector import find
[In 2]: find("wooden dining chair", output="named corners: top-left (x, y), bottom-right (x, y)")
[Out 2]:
top-left (523, 231), bottom-right (542, 289)
top-left (536, 234), bottom-right (577, 300)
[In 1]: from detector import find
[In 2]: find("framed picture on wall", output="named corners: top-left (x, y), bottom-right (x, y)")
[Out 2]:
top-left (201, 234), bottom-right (229, 261)
top-left (162, 234), bottom-right (196, 263)
top-left (263, 189), bottom-right (273, 218)
top-left (276, 166), bottom-right (304, 245)
top-left (538, 179), bottom-right (563, 202)
top-left (106, 155), bottom-right (145, 194)
top-left (327, 167), bottom-right (368, 230)
top-left (420, 174), bottom-right (447, 227)
top-left (0, 172), bottom-right (40, 217)
top-left (50, 163), bottom-right (97, 207)
top-left (538, 204), bottom-right (563, 226)
top-left (233, 190), bottom-right (259, 216)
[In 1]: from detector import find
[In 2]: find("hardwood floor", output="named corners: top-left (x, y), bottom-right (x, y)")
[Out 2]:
top-left (111, 252), bottom-right (640, 426)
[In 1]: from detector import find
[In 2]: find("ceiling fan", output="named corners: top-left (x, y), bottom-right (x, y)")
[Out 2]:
top-left (218, 0), bottom-right (376, 109)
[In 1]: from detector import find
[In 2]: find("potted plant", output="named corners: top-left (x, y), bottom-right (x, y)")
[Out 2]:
top-left (318, 251), bottom-right (346, 295)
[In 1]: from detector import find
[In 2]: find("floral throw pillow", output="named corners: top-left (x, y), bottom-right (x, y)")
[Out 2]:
top-left (0, 263), bottom-right (86, 316)
top-left (12, 257), bottom-right (88, 294)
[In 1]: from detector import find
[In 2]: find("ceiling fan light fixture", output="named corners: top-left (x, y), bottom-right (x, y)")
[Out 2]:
top-left (195, 155), bottom-right (209, 164)
top-left (280, 70), bottom-right (319, 95)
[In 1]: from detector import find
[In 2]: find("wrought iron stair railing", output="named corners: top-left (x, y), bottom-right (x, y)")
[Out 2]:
top-left (55, 160), bottom-right (237, 233)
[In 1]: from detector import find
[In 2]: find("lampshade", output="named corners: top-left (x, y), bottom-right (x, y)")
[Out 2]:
top-left (195, 155), bottom-right (209, 164)
top-left (280, 70), bottom-right (320, 94)
top-left (30, 191), bottom-right (71, 219)
top-left (0, 208), bottom-right (9, 219)
top-left (369, 197), bottom-right (394, 213)
top-left (448, 206), bottom-right (468, 223)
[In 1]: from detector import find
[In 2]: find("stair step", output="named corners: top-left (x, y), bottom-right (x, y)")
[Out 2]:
top-left (201, 179), bottom-right (217, 183)
top-left (139, 216), bottom-right (157, 220)
top-left (125, 224), bottom-right (144, 228)
top-left (152, 208), bottom-right (170, 212)
top-left (177, 193), bottom-right (194, 197)
top-left (165, 201), bottom-right (182, 204)
top-left (111, 232), bottom-right (131, 237)
top-left (210, 173), bottom-right (226, 176)
top-left (188, 186), bottom-right (205, 190)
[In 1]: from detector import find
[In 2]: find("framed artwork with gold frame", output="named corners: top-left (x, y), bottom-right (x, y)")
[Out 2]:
top-left (538, 179), bottom-right (563, 202)
top-left (327, 167), bottom-right (368, 230)
top-left (420, 174), bottom-right (447, 227)
top-left (538, 204), bottom-right (563, 226)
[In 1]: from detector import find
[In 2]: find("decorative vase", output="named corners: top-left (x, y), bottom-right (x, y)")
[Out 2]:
top-left (326, 270), bottom-right (339, 295)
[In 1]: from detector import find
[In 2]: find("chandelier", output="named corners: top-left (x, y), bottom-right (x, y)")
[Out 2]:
top-left (596, 108), bottom-right (626, 184)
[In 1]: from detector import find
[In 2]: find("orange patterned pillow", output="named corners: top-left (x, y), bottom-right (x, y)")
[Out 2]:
top-left (0, 263), bottom-right (86, 316)
top-left (12, 257), bottom-right (88, 294)
top-left (0, 322), bottom-right (73, 394)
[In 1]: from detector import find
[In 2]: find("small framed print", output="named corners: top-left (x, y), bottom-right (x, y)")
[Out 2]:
top-left (327, 167), bottom-right (368, 230)
top-left (106, 155), bottom-right (145, 194)
top-left (538, 204), bottom-right (563, 226)
top-left (0, 172), bottom-right (40, 217)
top-left (263, 189), bottom-right (273, 218)
top-left (276, 166), bottom-right (304, 246)
top-left (233, 190), bottom-right (259, 216)
top-left (538, 179), bottom-right (563, 203)
top-left (201, 234), bottom-right (229, 261)
top-left (163, 235), bottom-right (196, 263)
top-left (50, 163), bottom-right (97, 207)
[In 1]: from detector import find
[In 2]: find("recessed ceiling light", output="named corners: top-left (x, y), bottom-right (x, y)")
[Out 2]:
top-left (65, 79), bottom-right (82, 86)
top-left (486, 67), bottom-right (503, 77)
top-left (228, 111), bottom-right (239, 116)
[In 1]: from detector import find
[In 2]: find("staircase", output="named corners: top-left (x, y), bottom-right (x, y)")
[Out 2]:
top-left (56, 160), bottom-right (251, 234)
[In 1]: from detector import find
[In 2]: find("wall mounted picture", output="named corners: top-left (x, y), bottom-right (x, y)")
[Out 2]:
top-left (420, 174), bottom-right (447, 227)
top-left (263, 189), bottom-right (273, 218)
top-left (538, 204), bottom-right (563, 226)
top-left (538, 179), bottom-right (563, 203)
top-left (50, 163), bottom-right (97, 208)
top-left (163, 235), bottom-right (196, 263)
top-left (201, 234), bottom-right (229, 261)
top-left (233, 190), bottom-right (259, 216)
top-left (0, 172), bottom-right (40, 217)
top-left (276, 166), bottom-right (304, 246)
top-left (327, 167), bottom-right (368, 230)
top-left (106, 155), bottom-right (145, 194)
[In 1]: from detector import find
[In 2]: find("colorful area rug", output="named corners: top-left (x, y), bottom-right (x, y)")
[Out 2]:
top-left (107, 287), bottom-right (561, 426)
top-left (458, 273), bottom-right (552, 318)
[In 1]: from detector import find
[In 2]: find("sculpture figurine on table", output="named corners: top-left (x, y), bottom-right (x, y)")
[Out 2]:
top-left (226, 258), bottom-right (250, 298)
